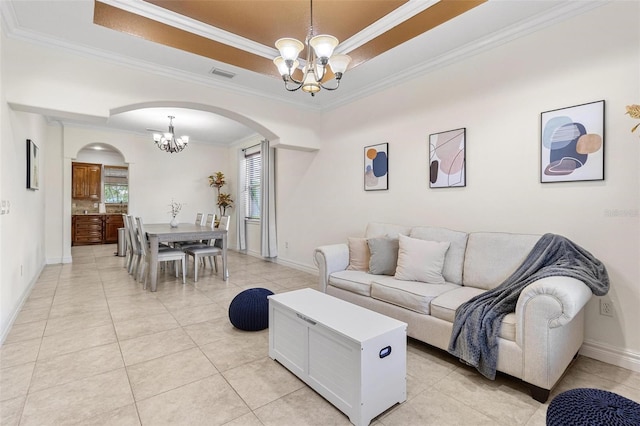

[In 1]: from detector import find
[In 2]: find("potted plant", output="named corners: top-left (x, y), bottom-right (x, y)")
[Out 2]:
top-left (208, 171), bottom-right (234, 219)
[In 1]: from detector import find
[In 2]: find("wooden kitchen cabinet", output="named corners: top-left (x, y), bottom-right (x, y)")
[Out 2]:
top-left (72, 162), bottom-right (101, 200)
top-left (72, 215), bottom-right (104, 245)
top-left (104, 214), bottom-right (124, 243)
top-left (73, 214), bottom-right (125, 245)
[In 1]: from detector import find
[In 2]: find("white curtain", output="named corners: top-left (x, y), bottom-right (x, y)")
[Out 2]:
top-left (236, 151), bottom-right (247, 251)
top-left (260, 139), bottom-right (278, 258)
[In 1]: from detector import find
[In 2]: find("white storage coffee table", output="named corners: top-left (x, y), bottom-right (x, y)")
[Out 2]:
top-left (268, 288), bottom-right (407, 426)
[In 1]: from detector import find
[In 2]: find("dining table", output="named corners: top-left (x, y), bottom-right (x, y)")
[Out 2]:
top-left (143, 223), bottom-right (228, 291)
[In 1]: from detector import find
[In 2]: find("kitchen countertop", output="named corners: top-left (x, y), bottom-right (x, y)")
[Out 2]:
top-left (72, 213), bottom-right (125, 216)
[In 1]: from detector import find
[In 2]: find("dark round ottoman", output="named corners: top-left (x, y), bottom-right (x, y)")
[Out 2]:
top-left (228, 288), bottom-right (274, 331)
top-left (547, 388), bottom-right (640, 426)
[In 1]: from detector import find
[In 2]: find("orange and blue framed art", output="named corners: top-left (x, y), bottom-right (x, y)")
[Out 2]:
top-left (364, 143), bottom-right (388, 191)
top-left (429, 128), bottom-right (466, 188)
top-left (541, 100), bottom-right (604, 183)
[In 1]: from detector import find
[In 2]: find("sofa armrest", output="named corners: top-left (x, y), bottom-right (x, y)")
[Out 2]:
top-left (515, 276), bottom-right (593, 390)
top-left (516, 276), bottom-right (592, 338)
top-left (313, 244), bottom-right (349, 292)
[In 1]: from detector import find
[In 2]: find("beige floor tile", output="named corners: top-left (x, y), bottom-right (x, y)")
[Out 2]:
top-left (47, 299), bottom-right (109, 320)
top-left (380, 388), bottom-right (496, 425)
top-left (43, 310), bottom-right (113, 337)
top-left (573, 355), bottom-right (640, 391)
top-left (168, 302), bottom-right (226, 326)
top-left (108, 296), bottom-right (169, 322)
top-left (12, 307), bottom-right (50, 326)
top-left (254, 386), bottom-right (351, 426)
top-left (0, 362), bottom-right (34, 402)
top-left (126, 347), bottom-right (217, 401)
top-left (38, 324), bottom-right (116, 360)
top-left (222, 357), bottom-right (305, 410)
top-left (30, 343), bottom-right (124, 393)
top-left (526, 406), bottom-right (548, 426)
top-left (136, 374), bottom-right (250, 425)
top-left (0, 338), bottom-right (41, 368)
top-left (81, 403), bottom-right (141, 426)
top-left (182, 316), bottom-right (242, 347)
top-left (21, 297), bottom-right (53, 312)
top-left (20, 368), bottom-right (134, 426)
top-left (433, 367), bottom-right (540, 425)
top-left (0, 396), bottom-right (25, 426)
top-left (155, 289), bottom-right (214, 310)
top-left (27, 284), bottom-right (57, 300)
top-left (3, 320), bottom-right (46, 345)
top-left (119, 328), bottom-right (196, 366)
top-left (200, 332), bottom-right (269, 372)
top-left (222, 412), bottom-right (264, 426)
top-left (113, 311), bottom-right (180, 341)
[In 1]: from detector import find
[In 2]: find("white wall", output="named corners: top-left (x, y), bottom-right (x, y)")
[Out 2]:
top-left (0, 108), bottom-right (49, 340)
top-left (277, 2), bottom-right (640, 368)
top-left (2, 1), bottom-right (639, 370)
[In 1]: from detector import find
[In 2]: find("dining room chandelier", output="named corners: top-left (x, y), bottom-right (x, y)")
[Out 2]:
top-left (153, 116), bottom-right (189, 153)
top-left (273, 0), bottom-right (351, 96)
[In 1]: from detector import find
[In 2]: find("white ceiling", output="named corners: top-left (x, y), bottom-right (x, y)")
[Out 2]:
top-left (1, 0), bottom-right (606, 146)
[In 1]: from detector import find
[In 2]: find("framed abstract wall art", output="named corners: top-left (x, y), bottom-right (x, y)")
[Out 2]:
top-left (26, 139), bottom-right (40, 190)
top-left (364, 143), bottom-right (388, 191)
top-left (541, 100), bottom-right (604, 183)
top-left (429, 128), bottom-right (466, 188)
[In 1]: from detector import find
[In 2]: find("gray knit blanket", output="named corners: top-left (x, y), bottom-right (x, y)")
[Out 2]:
top-left (448, 233), bottom-right (609, 380)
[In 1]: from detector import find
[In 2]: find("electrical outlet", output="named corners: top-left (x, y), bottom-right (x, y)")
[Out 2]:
top-left (600, 299), bottom-right (614, 317)
top-left (285, 241), bottom-right (289, 249)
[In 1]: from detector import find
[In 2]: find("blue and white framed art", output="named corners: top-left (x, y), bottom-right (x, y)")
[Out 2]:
top-left (541, 100), bottom-right (604, 183)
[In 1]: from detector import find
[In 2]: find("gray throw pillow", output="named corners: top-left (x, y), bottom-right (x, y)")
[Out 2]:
top-left (367, 237), bottom-right (399, 275)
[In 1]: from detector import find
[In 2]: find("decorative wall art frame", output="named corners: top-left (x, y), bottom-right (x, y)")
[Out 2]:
top-left (26, 139), bottom-right (39, 190)
top-left (429, 128), bottom-right (466, 188)
top-left (364, 143), bottom-right (388, 191)
top-left (541, 100), bottom-right (604, 183)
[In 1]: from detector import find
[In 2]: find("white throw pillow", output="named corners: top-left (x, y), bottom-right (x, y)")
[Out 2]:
top-left (394, 234), bottom-right (450, 284)
top-left (347, 237), bottom-right (370, 272)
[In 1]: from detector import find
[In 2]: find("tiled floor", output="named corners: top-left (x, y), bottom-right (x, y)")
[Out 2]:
top-left (1, 245), bottom-right (640, 425)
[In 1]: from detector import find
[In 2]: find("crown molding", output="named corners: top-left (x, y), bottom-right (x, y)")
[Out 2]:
top-left (322, 0), bottom-right (608, 111)
top-left (337, 0), bottom-right (439, 54)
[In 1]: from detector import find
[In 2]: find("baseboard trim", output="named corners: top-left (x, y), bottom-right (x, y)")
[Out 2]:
top-left (0, 263), bottom-right (45, 345)
top-left (580, 339), bottom-right (640, 373)
top-left (274, 257), bottom-right (318, 276)
top-left (46, 256), bottom-right (72, 264)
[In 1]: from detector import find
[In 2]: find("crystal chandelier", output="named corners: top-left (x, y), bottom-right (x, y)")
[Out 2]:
top-left (153, 116), bottom-right (189, 153)
top-left (273, 0), bottom-right (351, 96)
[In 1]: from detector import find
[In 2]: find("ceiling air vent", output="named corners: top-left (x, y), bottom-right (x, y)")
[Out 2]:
top-left (210, 68), bottom-right (236, 79)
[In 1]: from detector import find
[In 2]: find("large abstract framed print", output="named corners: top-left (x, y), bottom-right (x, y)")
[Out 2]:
top-left (541, 100), bottom-right (604, 183)
top-left (364, 143), bottom-right (389, 191)
top-left (429, 128), bottom-right (466, 188)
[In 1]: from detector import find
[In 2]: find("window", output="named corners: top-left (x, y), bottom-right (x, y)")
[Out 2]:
top-left (245, 151), bottom-right (261, 219)
top-left (104, 166), bottom-right (128, 204)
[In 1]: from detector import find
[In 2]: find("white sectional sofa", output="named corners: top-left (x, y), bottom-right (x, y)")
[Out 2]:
top-left (313, 223), bottom-right (599, 402)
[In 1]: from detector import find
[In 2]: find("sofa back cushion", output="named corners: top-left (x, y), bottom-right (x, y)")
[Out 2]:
top-left (409, 226), bottom-right (468, 285)
top-left (463, 232), bottom-right (541, 290)
top-left (365, 222), bottom-right (412, 239)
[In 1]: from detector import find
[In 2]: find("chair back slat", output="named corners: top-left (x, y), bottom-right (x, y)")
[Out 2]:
top-left (218, 215), bottom-right (231, 231)
top-left (204, 213), bottom-right (215, 228)
top-left (195, 212), bottom-right (204, 226)
top-left (135, 217), bottom-right (149, 257)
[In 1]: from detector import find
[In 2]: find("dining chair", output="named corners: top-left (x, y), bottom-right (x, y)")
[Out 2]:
top-left (184, 215), bottom-right (230, 282)
top-left (122, 213), bottom-right (134, 272)
top-left (125, 215), bottom-right (143, 278)
top-left (135, 216), bottom-right (186, 287)
top-left (173, 212), bottom-right (207, 248)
